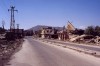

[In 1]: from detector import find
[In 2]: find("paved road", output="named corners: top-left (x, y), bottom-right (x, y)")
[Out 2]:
top-left (42, 39), bottom-right (100, 52)
top-left (7, 37), bottom-right (100, 66)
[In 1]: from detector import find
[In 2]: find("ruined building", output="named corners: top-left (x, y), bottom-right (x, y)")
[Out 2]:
top-left (58, 21), bottom-right (75, 41)
top-left (66, 21), bottom-right (75, 32)
top-left (41, 27), bottom-right (58, 39)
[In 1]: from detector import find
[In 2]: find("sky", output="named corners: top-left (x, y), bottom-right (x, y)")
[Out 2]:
top-left (0, 0), bottom-right (100, 29)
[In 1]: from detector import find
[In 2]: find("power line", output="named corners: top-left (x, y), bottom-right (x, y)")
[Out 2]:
top-left (8, 6), bottom-right (18, 31)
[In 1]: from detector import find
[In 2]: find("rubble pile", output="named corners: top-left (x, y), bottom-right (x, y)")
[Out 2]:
top-left (0, 39), bottom-right (24, 66)
top-left (69, 35), bottom-right (100, 45)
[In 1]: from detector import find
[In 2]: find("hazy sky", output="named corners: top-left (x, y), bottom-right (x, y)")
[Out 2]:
top-left (0, 0), bottom-right (100, 29)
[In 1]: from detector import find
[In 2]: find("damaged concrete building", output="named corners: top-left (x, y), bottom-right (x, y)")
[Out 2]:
top-left (58, 21), bottom-right (75, 41)
top-left (58, 30), bottom-right (69, 41)
top-left (41, 27), bottom-right (58, 39)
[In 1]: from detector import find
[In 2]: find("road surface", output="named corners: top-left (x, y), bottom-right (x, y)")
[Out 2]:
top-left (6, 37), bottom-right (100, 66)
top-left (42, 39), bottom-right (100, 52)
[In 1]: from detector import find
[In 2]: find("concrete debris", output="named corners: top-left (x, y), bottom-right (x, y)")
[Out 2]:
top-left (70, 35), bottom-right (100, 44)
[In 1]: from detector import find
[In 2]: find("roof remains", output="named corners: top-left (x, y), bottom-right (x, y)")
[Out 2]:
top-left (66, 21), bottom-right (75, 31)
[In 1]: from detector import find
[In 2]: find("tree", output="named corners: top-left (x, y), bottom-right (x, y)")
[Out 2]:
top-left (71, 29), bottom-right (84, 35)
top-left (85, 26), bottom-right (100, 36)
top-left (95, 26), bottom-right (100, 36)
top-left (85, 26), bottom-right (95, 36)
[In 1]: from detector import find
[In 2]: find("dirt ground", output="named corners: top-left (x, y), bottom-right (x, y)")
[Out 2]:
top-left (0, 39), bottom-right (24, 66)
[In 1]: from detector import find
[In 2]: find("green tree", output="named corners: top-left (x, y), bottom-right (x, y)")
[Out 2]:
top-left (71, 29), bottom-right (84, 35)
top-left (95, 26), bottom-right (100, 36)
top-left (85, 26), bottom-right (95, 36)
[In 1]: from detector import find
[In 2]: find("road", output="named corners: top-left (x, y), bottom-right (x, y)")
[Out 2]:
top-left (6, 37), bottom-right (100, 66)
top-left (42, 39), bottom-right (100, 52)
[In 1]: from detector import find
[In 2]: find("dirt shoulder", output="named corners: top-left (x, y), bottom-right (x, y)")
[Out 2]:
top-left (0, 39), bottom-right (24, 66)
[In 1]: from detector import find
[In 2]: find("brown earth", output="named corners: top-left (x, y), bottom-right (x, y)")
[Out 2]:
top-left (0, 39), bottom-right (24, 66)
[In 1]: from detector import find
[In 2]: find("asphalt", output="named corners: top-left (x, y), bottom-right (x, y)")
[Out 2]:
top-left (6, 37), bottom-right (100, 66)
top-left (42, 39), bottom-right (100, 52)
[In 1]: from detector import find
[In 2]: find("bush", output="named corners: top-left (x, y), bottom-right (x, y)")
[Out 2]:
top-left (85, 26), bottom-right (100, 36)
top-left (71, 29), bottom-right (84, 35)
top-left (95, 26), bottom-right (100, 36)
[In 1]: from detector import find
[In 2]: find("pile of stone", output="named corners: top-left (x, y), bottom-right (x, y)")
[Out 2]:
top-left (70, 35), bottom-right (100, 44)
top-left (0, 39), bottom-right (24, 66)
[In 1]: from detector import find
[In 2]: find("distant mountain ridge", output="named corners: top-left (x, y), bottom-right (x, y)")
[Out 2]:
top-left (27, 25), bottom-right (63, 32)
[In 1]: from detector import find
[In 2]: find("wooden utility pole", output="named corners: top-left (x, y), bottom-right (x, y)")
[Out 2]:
top-left (8, 6), bottom-right (18, 31)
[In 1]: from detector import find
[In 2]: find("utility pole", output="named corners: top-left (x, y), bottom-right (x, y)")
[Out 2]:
top-left (16, 24), bottom-right (19, 29)
top-left (2, 20), bottom-right (5, 30)
top-left (8, 6), bottom-right (18, 31)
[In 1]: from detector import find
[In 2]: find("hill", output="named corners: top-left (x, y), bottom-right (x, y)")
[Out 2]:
top-left (27, 25), bottom-right (63, 32)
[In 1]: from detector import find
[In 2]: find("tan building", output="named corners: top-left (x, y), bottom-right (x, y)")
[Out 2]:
top-left (58, 21), bottom-right (75, 40)
top-left (66, 21), bottom-right (75, 32)
top-left (41, 27), bottom-right (55, 39)
top-left (58, 30), bottom-right (69, 41)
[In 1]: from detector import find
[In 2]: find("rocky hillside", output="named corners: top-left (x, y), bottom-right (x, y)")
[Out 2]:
top-left (27, 25), bottom-right (63, 32)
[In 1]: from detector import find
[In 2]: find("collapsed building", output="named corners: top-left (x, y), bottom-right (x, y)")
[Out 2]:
top-left (41, 27), bottom-right (58, 39)
top-left (58, 30), bottom-right (69, 41)
top-left (58, 21), bottom-right (75, 41)
top-left (40, 21), bottom-right (75, 40)
top-left (0, 28), bottom-right (24, 41)
top-left (40, 21), bottom-right (100, 44)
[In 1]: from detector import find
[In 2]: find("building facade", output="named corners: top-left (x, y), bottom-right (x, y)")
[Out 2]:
top-left (41, 27), bottom-right (57, 39)
top-left (58, 30), bottom-right (69, 41)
